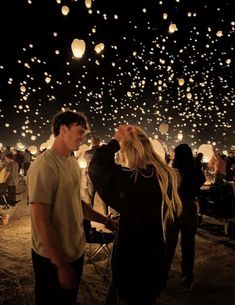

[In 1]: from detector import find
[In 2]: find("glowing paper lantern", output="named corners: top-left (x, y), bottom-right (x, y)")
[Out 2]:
top-left (169, 24), bottom-right (177, 33)
top-left (159, 123), bottom-right (169, 135)
top-left (17, 142), bottom-right (24, 149)
top-left (197, 144), bottom-right (214, 163)
top-left (61, 5), bottom-right (69, 16)
top-left (151, 139), bottom-right (165, 162)
top-left (40, 142), bottom-right (47, 151)
top-left (186, 92), bottom-right (192, 99)
top-left (94, 43), bottom-right (105, 54)
top-left (71, 39), bottom-right (86, 58)
top-left (20, 85), bottom-right (26, 92)
top-left (85, 0), bottom-right (92, 9)
top-left (45, 77), bottom-right (51, 83)
top-left (31, 135), bottom-right (36, 141)
top-left (177, 133), bottom-right (183, 141)
top-left (178, 78), bottom-right (185, 86)
top-left (28, 145), bottom-right (37, 155)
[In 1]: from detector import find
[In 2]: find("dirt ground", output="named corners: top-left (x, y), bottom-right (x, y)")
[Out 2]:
top-left (1, 185), bottom-right (235, 305)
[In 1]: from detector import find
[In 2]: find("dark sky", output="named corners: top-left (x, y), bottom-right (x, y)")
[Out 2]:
top-left (0, 0), bottom-right (234, 152)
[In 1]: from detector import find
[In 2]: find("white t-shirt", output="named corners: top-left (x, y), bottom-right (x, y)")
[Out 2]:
top-left (27, 148), bottom-right (85, 261)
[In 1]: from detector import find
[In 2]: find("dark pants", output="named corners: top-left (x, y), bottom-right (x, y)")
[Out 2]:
top-left (32, 250), bottom-right (84, 305)
top-left (166, 202), bottom-right (198, 280)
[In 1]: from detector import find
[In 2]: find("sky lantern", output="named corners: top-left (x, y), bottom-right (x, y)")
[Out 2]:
top-left (17, 142), bottom-right (24, 150)
top-left (71, 39), bottom-right (86, 58)
top-left (216, 30), bottom-right (223, 37)
top-left (159, 123), bottom-right (169, 134)
top-left (61, 5), bottom-right (69, 16)
top-left (20, 85), bottom-right (26, 92)
top-left (40, 142), bottom-right (47, 151)
top-left (178, 78), bottom-right (185, 86)
top-left (163, 13), bottom-right (168, 20)
top-left (168, 23), bottom-right (177, 33)
top-left (197, 144), bottom-right (214, 163)
top-left (28, 145), bottom-right (37, 155)
top-left (94, 42), bottom-right (105, 54)
top-left (45, 76), bottom-right (51, 83)
top-left (186, 92), bottom-right (192, 99)
top-left (31, 135), bottom-right (36, 141)
top-left (177, 133), bottom-right (183, 140)
top-left (85, 0), bottom-right (92, 9)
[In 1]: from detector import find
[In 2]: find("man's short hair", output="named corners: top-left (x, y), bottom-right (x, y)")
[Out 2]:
top-left (52, 108), bottom-right (90, 136)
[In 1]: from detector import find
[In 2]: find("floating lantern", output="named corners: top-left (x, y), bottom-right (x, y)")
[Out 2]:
top-left (20, 85), bottom-right (26, 92)
top-left (85, 0), bottom-right (92, 9)
top-left (71, 39), bottom-right (86, 58)
top-left (159, 123), bottom-right (169, 135)
top-left (178, 78), bottom-right (185, 86)
top-left (169, 23), bottom-right (177, 33)
top-left (197, 144), bottom-right (214, 163)
top-left (28, 145), bottom-right (37, 155)
top-left (94, 43), bottom-right (105, 54)
top-left (61, 5), bottom-right (69, 16)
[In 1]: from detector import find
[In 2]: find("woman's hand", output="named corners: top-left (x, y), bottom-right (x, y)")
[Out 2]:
top-left (114, 124), bottom-right (133, 142)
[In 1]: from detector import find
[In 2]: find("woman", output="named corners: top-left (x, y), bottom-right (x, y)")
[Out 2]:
top-left (166, 144), bottom-right (206, 291)
top-left (89, 125), bottom-right (182, 305)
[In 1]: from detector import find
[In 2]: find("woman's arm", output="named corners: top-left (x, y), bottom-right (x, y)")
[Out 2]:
top-left (88, 139), bottom-right (122, 210)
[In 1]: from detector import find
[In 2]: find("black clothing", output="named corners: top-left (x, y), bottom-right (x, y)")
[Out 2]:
top-left (32, 250), bottom-right (84, 305)
top-left (166, 165), bottom-right (205, 281)
top-left (89, 140), bottom-right (167, 304)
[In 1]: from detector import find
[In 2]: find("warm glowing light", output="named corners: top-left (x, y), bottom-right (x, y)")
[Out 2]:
top-left (71, 39), bottom-right (86, 58)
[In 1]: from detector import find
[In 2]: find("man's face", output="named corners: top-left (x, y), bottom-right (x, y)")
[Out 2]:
top-left (63, 123), bottom-right (87, 151)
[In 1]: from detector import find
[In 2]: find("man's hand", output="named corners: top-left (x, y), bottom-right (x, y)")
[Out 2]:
top-left (104, 217), bottom-right (118, 231)
top-left (57, 263), bottom-right (77, 290)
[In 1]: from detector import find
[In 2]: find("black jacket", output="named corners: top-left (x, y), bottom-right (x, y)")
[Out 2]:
top-left (89, 140), bottom-right (167, 303)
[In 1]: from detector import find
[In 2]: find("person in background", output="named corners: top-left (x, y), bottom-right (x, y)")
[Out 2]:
top-left (27, 109), bottom-right (117, 305)
top-left (89, 124), bottom-right (182, 305)
top-left (1, 146), bottom-right (11, 161)
top-left (15, 150), bottom-right (25, 174)
top-left (208, 151), bottom-right (227, 184)
top-left (23, 148), bottom-right (32, 176)
top-left (194, 152), bottom-right (204, 171)
top-left (166, 144), bottom-right (206, 291)
top-left (3, 153), bottom-right (19, 204)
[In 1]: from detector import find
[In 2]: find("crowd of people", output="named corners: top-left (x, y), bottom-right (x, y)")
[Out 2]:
top-left (0, 108), bottom-right (235, 305)
top-left (0, 148), bottom-right (32, 204)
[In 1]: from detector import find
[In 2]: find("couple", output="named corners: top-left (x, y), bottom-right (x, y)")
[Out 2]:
top-left (27, 109), bottom-right (182, 305)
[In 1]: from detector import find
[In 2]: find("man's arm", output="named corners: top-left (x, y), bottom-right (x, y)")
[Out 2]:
top-left (30, 203), bottom-right (77, 289)
top-left (82, 200), bottom-right (117, 231)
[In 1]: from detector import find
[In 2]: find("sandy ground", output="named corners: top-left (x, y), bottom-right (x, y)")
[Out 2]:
top-left (0, 183), bottom-right (235, 305)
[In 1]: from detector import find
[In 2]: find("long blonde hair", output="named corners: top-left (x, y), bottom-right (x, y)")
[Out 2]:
top-left (118, 125), bottom-right (182, 239)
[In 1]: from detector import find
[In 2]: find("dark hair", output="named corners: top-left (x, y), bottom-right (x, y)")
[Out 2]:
top-left (6, 153), bottom-right (14, 160)
top-left (173, 143), bottom-right (194, 172)
top-left (52, 109), bottom-right (90, 136)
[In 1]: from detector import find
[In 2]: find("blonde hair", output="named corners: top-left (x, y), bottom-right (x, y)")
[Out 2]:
top-left (118, 125), bottom-right (182, 239)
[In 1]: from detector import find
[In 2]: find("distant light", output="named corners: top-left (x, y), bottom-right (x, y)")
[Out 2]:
top-left (178, 78), bottom-right (185, 86)
top-left (169, 24), bottom-right (177, 33)
top-left (94, 43), bottom-right (105, 54)
top-left (61, 5), bottom-right (69, 16)
top-left (71, 39), bottom-right (86, 58)
top-left (85, 0), bottom-right (92, 9)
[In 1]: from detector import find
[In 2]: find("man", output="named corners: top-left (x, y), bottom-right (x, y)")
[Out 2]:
top-left (27, 109), bottom-right (116, 305)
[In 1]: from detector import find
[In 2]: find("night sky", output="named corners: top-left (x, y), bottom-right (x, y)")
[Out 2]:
top-left (0, 0), bottom-right (234, 152)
